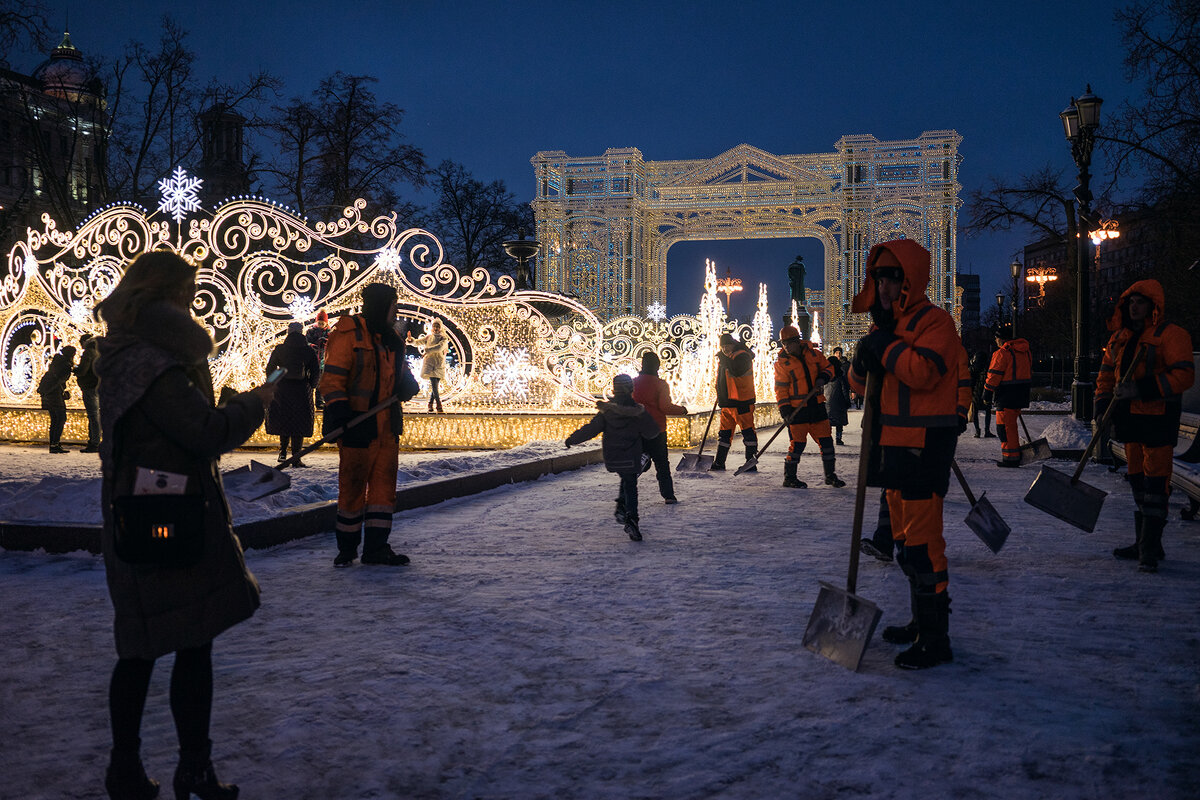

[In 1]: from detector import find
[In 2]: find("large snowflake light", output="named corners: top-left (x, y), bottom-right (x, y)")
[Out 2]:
top-left (157, 166), bottom-right (203, 223)
top-left (375, 247), bottom-right (402, 273)
top-left (288, 296), bottom-right (316, 322)
top-left (480, 347), bottom-right (540, 399)
top-left (646, 301), bottom-right (667, 322)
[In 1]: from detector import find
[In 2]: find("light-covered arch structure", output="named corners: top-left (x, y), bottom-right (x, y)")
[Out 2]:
top-left (531, 131), bottom-right (962, 348)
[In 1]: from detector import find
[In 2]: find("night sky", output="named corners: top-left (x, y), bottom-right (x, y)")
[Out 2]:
top-left (33, 0), bottom-right (1134, 322)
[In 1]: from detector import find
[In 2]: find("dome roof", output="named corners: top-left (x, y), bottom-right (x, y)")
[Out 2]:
top-left (31, 32), bottom-right (97, 99)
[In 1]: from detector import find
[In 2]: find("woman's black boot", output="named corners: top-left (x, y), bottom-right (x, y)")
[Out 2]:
top-left (105, 744), bottom-right (160, 799)
top-left (173, 741), bottom-right (237, 800)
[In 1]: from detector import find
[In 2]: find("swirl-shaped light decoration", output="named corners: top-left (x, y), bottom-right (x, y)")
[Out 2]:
top-left (2, 177), bottom-right (779, 422)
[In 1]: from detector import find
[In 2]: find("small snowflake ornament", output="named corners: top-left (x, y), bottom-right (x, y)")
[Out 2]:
top-left (157, 167), bottom-right (203, 223)
top-left (646, 301), bottom-right (667, 322)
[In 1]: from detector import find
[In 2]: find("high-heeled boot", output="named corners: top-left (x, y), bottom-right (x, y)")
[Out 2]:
top-left (435, 398), bottom-right (444, 413)
top-left (173, 740), bottom-right (237, 800)
top-left (105, 742), bottom-right (159, 800)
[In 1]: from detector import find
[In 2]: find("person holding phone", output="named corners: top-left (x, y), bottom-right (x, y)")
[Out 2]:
top-left (93, 250), bottom-right (277, 799)
top-left (265, 322), bottom-right (320, 466)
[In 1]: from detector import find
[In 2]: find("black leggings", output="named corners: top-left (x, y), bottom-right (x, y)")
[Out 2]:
top-left (428, 377), bottom-right (441, 404)
top-left (109, 642), bottom-right (213, 755)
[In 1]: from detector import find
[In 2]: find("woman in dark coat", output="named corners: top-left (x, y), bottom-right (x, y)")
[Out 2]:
top-left (38, 344), bottom-right (76, 452)
top-left (94, 250), bottom-right (275, 800)
top-left (266, 322), bottom-right (320, 465)
top-left (825, 347), bottom-right (852, 445)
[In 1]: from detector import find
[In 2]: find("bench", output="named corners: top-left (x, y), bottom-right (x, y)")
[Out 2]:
top-left (1111, 351), bottom-right (1200, 521)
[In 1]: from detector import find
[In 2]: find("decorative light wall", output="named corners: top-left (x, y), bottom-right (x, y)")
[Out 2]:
top-left (2, 172), bottom-right (779, 438)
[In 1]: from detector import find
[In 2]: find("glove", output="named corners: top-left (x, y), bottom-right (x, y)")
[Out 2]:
top-left (815, 377), bottom-right (828, 391)
top-left (982, 389), bottom-right (994, 406)
top-left (1113, 383), bottom-right (1138, 401)
top-left (564, 439), bottom-right (572, 449)
top-left (852, 336), bottom-right (884, 376)
top-left (779, 404), bottom-right (793, 422)
top-left (321, 401), bottom-right (352, 437)
top-left (863, 328), bottom-right (897, 361)
top-left (1094, 397), bottom-right (1111, 420)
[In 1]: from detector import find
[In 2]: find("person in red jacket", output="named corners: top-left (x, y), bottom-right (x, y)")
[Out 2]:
top-left (1095, 279), bottom-right (1194, 572)
top-left (983, 323), bottom-right (1032, 467)
top-left (712, 333), bottom-right (757, 472)
top-left (632, 351), bottom-right (688, 504)
top-left (847, 239), bottom-right (963, 670)
top-left (773, 325), bottom-right (845, 488)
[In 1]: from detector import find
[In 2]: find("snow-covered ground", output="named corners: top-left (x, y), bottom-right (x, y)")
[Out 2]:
top-left (2, 412), bottom-right (1198, 799)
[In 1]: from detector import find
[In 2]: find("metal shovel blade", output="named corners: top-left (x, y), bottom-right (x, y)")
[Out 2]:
top-left (1023, 464), bottom-right (1108, 533)
top-left (733, 456), bottom-right (758, 476)
top-left (965, 491), bottom-right (1011, 553)
top-left (1019, 438), bottom-right (1053, 465)
top-left (222, 459), bottom-right (292, 502)
top-left (802, 581), bottom-right (883, 672)
top-left (676, 452), bottom-right (714, 472)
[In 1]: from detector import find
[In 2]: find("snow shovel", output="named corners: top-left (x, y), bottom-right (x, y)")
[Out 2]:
top-left (950, 459), bottom-right (1010, 553)
top-left (734, 383), bottom-right (824, 476)
top-left (676, 399), bottom-right (719, 472)
top-left (223, 394), bottom-right (400, 502)
top-left (802, 372), bottom-right (883, 672)
top-left (1023, 346), bottom-right (1145, 533)
top-left (1017, 416), bottom-right (1052, 465)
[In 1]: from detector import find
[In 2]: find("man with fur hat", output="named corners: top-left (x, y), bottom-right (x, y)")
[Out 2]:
top-left (712, 332), bottom-right (758, 471)
top-left (774, 325), bottom-right (845, 488)
top-left (632, 351), bottom-right (688, 504)
top-left (846, 239), bottom-right (965, 669)
top-left (1095, 279), bottom-right (1194, 573)
top-left (320, 283), bottom-right (419, 567)
top-left (565, 373), bottom-right (661, 541)
top-left (983, 322), bottom-right (1032, 467)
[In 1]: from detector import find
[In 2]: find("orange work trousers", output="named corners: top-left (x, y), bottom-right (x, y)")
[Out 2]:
top-left (996, 408), bottom-right (1022, 462)
top-left (336, 433), bottom-right (400, 543)
top-left (886, 490), bottom-right (949, 593)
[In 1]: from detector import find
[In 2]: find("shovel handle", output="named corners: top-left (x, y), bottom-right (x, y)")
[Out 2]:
top-left (1073, 345), bottom-right (1146, 482)
top-left (692, 399), bottom-right (720, 460)
top-left (950, 459), bottom-right (978, 506)
top-left (1018, 415), bottom-right (1035, 445)
top-left (276, 394), bottom-right (400, 469)
top-left (847, 372), bottom-right (881, 595)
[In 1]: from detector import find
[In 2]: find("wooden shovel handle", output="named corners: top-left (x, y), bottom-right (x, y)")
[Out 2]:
top-left (693, 398), bottom-right (720, 459)
top-left (742, 382), bottom-right (825, 468)
top-left (848, 372), bottom-right (880, 595)
top-left (276, 394), bottom-right (399, 469)
top-left (950, 459), bottom-right (977, 506)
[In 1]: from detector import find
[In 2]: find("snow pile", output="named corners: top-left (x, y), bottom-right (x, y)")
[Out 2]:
top-left (1041, 416), bottom-right (1093, 449)
top-left (1, 413), bottom-right (1197, 798)
top-left (0, 440), bottom-right (594, 525)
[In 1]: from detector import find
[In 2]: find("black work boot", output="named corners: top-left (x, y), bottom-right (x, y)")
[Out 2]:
top-left (710, 444), bottom-right (729, 471)
top-left (333, 531), bottom-right (360, 567)
top-left (894, 592), bottom-right (953, 670)
top-left (1139, 517), bottom-right (1166, 573)
top-left (882, 584), bottom-right (919, 645)
top-left (1113, 511), bottom-right (1144, 561)
top-left (362, 531), bottom-right (410, 566)
top-left (823, 460), bottom-right (846, 488)
top-left (624, 516), bottom-right (643, 541)
top-left (782, 461), bottom-right (806, 488)
top-left (614, 499), bottom-right (627, 524)
top-left (173, 740), bottom-right (237, 800)
top-left (105, 741), bottom-right (159, 800)
top-left (740, 444), bottom-right (758, 473)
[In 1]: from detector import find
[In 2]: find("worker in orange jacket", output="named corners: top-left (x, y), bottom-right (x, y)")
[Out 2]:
top-left (847, 239), bottom-right (963, 670)
top-left (319, 283), bottom-right (419, 568)
top-left (711, 333), bottom-right (757, 472)
top-left (773, 325), bottom-right (845, 489)
top-left (1095, 279), bottom-right (1194, 573)
top-left (983, 323), bottom-right (1032, 467)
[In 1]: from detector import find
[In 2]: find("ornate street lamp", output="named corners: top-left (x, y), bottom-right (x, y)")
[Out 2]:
top-left (1010, 259), bottom-right (1022, 335)
top-left (1060, 85), bottom-right (1103, 422)
top-left (502, 227), bottom-right (540, 290)
top-left (1025, 263), bottom-right (1059, 306)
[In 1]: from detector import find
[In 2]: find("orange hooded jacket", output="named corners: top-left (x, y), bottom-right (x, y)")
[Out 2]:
top-left (1096, 279), bottom-right (1194, 418)
top-left (319, 314), bottom-right (399, 435)
top-left (846, 240), bottom-right (964, 448)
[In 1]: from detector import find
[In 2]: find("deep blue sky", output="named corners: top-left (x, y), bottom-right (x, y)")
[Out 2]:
top-left (35, 0), bottom-right (1135, 321)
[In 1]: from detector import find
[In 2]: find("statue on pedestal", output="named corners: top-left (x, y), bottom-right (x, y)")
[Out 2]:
top-left (787, 255), bottom-right (806, 305)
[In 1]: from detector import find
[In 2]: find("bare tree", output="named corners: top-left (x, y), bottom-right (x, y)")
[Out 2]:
top-left (421, 160), bottom-right (533, 274)
top-left (0, 0), bottom-right (49, 57)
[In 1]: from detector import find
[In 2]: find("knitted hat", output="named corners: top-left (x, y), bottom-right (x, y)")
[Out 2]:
top-left (779, 325), bottom-right (801, 342)
top-left (316, 309), bottom-right (329, 324)
top-left (613, 374), bottom-right (634, 395)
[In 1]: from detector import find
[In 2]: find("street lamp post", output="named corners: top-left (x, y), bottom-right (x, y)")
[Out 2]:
top-left (1060, 85), bottom-right (1104, 422)
top-left (1010, 259), bottom-right (1022, 335)
top-left (996, 292), bottom-right (1005, 330)
top-left (502, 227), bottom-right (541, 291)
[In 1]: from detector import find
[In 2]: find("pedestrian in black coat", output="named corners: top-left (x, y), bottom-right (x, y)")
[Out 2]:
top-left (74, 334), bottom-right (101, 452)
top-left (826, 347), bottom-right (852, 445)
top-left (565, 373), bottom-right (660, 541)
top-left (969, 350), bottom-right (995, 438)
top-left (266, 322), bottom-right (320, 466)
top-left (93, 249), bottom-right (276, 799)
top-left (38, 345), bottom-right (75, 453)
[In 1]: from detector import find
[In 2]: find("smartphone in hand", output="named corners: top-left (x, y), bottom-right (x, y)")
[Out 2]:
top-left (266, 366), bottom-right (288, 384)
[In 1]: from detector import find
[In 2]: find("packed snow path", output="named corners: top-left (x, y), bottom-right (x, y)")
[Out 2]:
top-left (2, 419), bottom-right (1198, 799)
